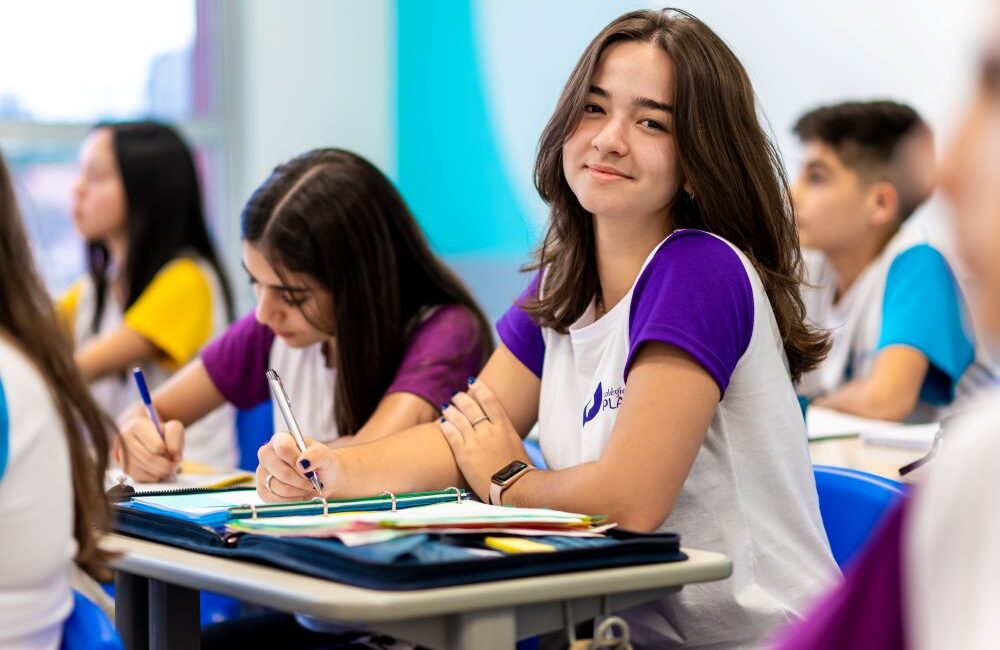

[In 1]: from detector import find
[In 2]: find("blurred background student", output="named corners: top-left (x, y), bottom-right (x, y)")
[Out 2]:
top-left (0, 149), bottom-right (113, 650)
top-left (57, 121), bottom-right (238, 469)
top-left (791, 101), bottom-right (993, 422)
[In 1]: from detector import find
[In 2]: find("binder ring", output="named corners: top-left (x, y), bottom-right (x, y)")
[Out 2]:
top-left (311, 496), bottom-right (330, 516)
top-left (378, 490), bottom-right (397, 512)
top-left (445, 486), bottom-right (463, 504)
top-left (246, 503), bottom-right (259, 520)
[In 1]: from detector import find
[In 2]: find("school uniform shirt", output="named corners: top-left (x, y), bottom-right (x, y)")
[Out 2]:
top-left (497, 229), bottom-right (839, 649)
top-left (0, 336), bottom-right (75, 650)
top-left (797, 226), bottom-right (994, 422)
top-left (200, 305), bottom-right (485, 441)
top-left (58, 256), bottom-right (237, 468)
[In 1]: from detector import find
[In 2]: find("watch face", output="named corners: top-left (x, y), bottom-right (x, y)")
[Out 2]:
top-left (492, 460), bottom-right (528, 484)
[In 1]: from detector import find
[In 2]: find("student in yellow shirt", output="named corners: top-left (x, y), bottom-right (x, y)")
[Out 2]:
top-left (58, 121), bottom-right (238, 468)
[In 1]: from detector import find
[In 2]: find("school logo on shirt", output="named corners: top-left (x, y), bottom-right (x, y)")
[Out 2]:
top-left (582, 381), bottom-right (625, 426)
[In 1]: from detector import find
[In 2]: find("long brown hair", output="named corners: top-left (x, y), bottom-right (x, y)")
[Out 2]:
top-left (0, 151), bottom-right (113, 577)
top-left (529, 8), bottom-right (828, 380)
top-left (242, 149), bottom-right (494, 435)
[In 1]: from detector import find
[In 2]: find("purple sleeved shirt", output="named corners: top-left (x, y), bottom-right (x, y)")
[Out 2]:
top-left (496, 229), bottom-right (754, 396)
top-left (201, 305), bottom-right (485, 410)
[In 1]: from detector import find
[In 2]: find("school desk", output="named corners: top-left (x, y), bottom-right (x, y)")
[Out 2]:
top-left (101, 533), bottom-right (731, 650)
top-left (809, 436), bottom-right (927, 482)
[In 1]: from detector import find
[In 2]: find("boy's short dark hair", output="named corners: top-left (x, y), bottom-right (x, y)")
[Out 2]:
top-left (794, 100), bottom-right (933, 222)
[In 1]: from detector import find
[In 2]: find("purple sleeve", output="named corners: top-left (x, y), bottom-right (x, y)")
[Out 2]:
top-left (200, 310), bottom-right (275, 409)
top-left (627, 230), bottom-right (754, 396)
top-left (496, 274), bottom-right (545, 378)
top-left (385, 305), bottom-right (486, 408)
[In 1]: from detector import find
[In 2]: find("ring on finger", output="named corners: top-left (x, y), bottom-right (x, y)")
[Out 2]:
top-left (470, 416), bottom-right (490, 427)
top-left (264, 473), bottom-right (275, 494)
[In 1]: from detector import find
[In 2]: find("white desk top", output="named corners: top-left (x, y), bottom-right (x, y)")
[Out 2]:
top-left (809, 436), bottom-right (927, 483)
top-left (102, 533), bottom-right (732, 623)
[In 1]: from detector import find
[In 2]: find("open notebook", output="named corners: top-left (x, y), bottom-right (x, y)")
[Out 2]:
top-left (105, 460), bottom-right (255, 498)
top-left (226, 500), bottom-right (611, 546)
top-left (806, 405), bottom-right (938, 450)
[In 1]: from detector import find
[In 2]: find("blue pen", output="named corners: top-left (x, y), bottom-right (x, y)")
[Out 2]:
top-left (131, 367), bottom-right (165, 438)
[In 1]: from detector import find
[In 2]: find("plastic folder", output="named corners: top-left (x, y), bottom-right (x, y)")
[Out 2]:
top-left (110, 488), bottom-right (685, 590)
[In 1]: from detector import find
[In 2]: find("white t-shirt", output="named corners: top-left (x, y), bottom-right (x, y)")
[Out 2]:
top-left (0, 336), bottom-right (76, 650)
top-left (60, 256), bottom-right (237, 468)
top-left (267, 338), bottom-right (339, 442)
top-left (905, 393), bottom-right (1000, 650)
top-left (498, 230), bottom-right (838, 649)
top-left (798, 226), bottom-right (995, 422)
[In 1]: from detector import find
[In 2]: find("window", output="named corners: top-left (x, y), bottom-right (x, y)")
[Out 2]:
top-left (0, 0), bottom-right (230, 294)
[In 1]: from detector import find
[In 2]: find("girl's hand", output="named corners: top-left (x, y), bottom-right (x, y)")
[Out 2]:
top-left (115, 416), bottom-right (184, 482)
top-left (255, 432), bottom-right (340, 502)
top-left (439, 378), bottom-right (530, 501)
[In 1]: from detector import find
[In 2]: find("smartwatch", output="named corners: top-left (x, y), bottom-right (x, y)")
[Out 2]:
top-left (489, 460), bottom-right (535, 506)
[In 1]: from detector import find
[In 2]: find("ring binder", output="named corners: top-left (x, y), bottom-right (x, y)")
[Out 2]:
top-left (445, 486), bottom-right (463, 504)
top-left (311, 496), bottom-right (330, 516)
top-left (125, 488), bottom-right (471, 525)
top-left (378, 490), bottom-right (397, 512)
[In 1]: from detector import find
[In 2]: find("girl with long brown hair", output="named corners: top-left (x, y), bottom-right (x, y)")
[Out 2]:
top-left (0, 150), bottom-right (113, 648)
top-left (117, 148), bottom-right (493, 482)
top-left (259, 9), bottom-right (837, 647)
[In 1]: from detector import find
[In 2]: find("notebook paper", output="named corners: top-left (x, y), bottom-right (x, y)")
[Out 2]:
top-left (106, 461), bottom-right (254, 493)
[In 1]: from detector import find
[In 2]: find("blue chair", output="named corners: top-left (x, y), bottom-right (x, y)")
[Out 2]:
top-left (813, 465), bottom-right (906, 568)
top-left (236, 400), bottom-right (274, 471)
top-left (61, 590), bottom-right (123, 650)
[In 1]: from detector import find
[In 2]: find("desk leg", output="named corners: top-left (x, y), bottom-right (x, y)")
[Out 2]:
top-left (447, 607), bottom-right (516, 650)
top-left (148, 579), bottom-right (200, 650)
top-left (115, 571), bottom-right (149, 650)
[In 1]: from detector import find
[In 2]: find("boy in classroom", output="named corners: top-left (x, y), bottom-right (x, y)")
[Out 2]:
top-left (791, 100), bottom-right (993, 422)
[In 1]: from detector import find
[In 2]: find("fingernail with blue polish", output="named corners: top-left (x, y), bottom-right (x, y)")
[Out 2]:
top-left (299, 459), bottom-right (311, 470)
top-left (450, 390), bottom-right (458, 397)
top-left (305, 471), bottom-right (315, 479)
top-left (439, 417), bottom-right (446, 423)
top-left (441, 403), bottom-right (450, 410)
top-left (467, 376), bottom-right (476, 384)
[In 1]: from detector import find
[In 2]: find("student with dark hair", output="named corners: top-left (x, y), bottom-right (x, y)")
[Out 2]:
top-left (259, 9), bottom-right (838, 648)
top-left (792, 101), bottom-right (992, 422)
top-left (59, 120), bottom-right (238, 468)
top-left (117, 148), bottom-right (492, 483)
top-left (0, 150), bottom-right (114, 649)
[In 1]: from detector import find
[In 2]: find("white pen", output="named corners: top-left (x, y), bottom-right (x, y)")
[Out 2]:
top-left (266, 368), bottom-right (324, 495)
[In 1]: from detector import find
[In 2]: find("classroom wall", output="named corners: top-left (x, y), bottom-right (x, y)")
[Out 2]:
top-left (229, 0), bottom-right (395, 306)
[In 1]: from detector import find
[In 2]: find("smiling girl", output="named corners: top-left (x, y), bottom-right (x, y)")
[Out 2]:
top-left (117, 148), bottom-right (492, 482)
top-left (259, 10), bottom-right (838, 647)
